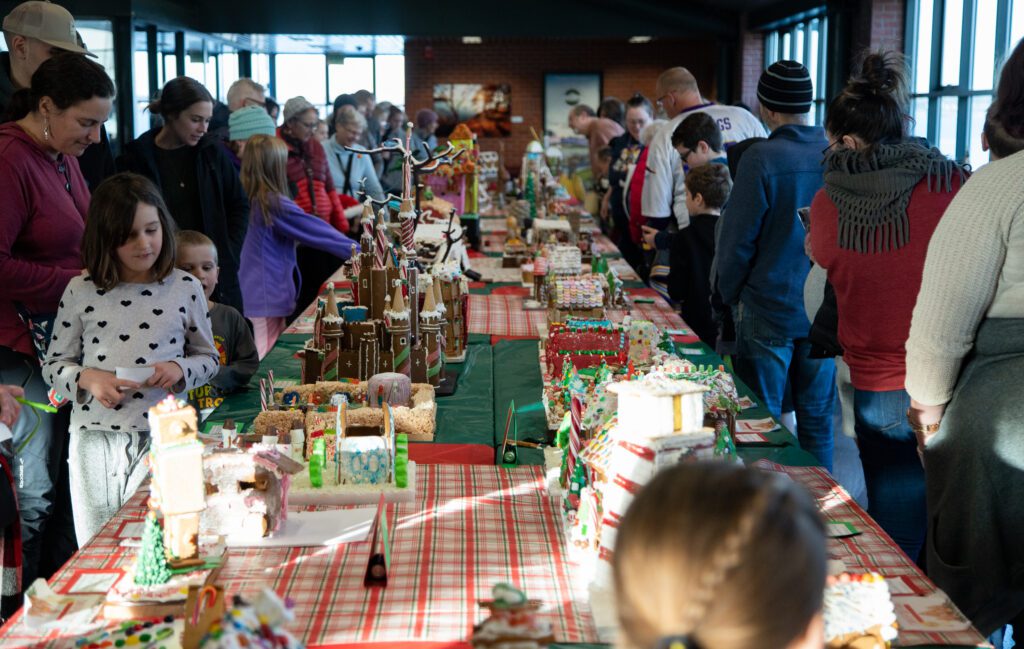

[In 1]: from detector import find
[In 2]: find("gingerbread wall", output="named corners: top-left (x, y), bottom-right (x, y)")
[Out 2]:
top-left (404, 37), bottom-right (718, 174)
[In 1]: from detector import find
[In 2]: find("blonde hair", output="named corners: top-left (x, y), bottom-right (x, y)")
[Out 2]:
top-left (240, 134), bottom-right (289, 225)
top-left (613, 462), bottom-right (826, 649)
top-left (175, 229), bottom-right (218, 263)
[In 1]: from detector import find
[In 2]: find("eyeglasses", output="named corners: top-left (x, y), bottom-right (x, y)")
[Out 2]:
top-left (677, 147), bottom-right (693, 163)
top-left (821, 140), bottom-right (839, 156)
top-left (296, 120), bottom-right (318, 131)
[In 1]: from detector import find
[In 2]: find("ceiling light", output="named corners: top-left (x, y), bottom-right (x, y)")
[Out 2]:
top-left (462, 36), bottom-right (483, 44)
top-left (629, 36), bottom-right (652, 44)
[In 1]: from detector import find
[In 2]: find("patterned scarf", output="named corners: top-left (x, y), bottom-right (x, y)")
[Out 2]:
top-left (823, 141), bottom-right (965, 253)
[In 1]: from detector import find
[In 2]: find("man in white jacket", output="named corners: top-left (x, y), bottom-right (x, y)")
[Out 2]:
top-left (643, 67), bottom-right (767, 230)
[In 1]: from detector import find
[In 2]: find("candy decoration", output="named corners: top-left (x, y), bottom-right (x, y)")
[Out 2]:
top-left (566, 394), bottom-right (583, 488)
top-left (310, 438), bottom-right (325, 489)
top-left (394, 434), bottom-right (410, 488)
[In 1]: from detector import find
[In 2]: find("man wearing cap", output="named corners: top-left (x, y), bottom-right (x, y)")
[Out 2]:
top-left (715, 60), bottom-right (837, 471)
top-left (1, 0), bottom-right (114, 190)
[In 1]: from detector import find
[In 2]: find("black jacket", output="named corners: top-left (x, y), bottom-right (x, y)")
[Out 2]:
top-left (117, 128), bottom-right (249, 312)
top-left (659, 213), bottom-right (720, 346)
top-left (0, 52), bottom-right (115, 191)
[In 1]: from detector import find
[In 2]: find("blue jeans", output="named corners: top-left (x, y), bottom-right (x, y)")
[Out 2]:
top-left (853, 388), bottom-right (926, 562)
top-left (0, 347), bottom-right (57, 589)
top-left (734, 303), bottom-right (836, 471)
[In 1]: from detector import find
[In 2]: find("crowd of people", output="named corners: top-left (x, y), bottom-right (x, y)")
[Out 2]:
top-left (574, 38), bottom-right (1024, 648)
top-left (0, 0), bottom-right (447, 621)
top-left (0, 0), bottom-right (1023, 644)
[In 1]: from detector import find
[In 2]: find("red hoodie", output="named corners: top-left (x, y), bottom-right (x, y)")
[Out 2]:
top-left (278, 128), bottom-right (348, 233)
top-left (810, 176), bottom-right (963, 391)
top-left (0, 123), bottom-right (88, 358)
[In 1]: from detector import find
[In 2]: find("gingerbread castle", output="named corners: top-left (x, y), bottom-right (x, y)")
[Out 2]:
top-left (301, 207), bottom-right (445, 386)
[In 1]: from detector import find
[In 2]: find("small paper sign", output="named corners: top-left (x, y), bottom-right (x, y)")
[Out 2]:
top-left (826, 521), bottom-right (861, 538)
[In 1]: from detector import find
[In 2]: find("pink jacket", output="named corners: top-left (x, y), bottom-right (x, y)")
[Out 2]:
top-left (0, 123), bottom-right (88, 358)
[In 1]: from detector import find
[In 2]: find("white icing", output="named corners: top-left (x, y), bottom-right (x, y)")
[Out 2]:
top-left (824, 575), bottom-right (898, 643)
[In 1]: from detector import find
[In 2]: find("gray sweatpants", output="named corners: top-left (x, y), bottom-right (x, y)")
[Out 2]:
top-left (69, 430), bottom-right (150, 545)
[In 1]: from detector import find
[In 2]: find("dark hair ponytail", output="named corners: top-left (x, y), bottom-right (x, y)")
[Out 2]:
top-left (824, 50), bottom-right (909, 148)
top-left (148, 76), bottom-right (213, 119)
top-left (6, 53), bottom-right (114, 121)
top-left (994, 37), bottom-right (1024, 140)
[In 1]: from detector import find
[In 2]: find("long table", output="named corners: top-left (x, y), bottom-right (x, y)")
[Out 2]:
top-left (0, 211), bottom-right (987, 648)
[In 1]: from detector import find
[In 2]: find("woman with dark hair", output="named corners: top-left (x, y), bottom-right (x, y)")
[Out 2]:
top-left (604, 94), bottom-right (653, 274)
top-left (117, 76), bottom-right (249, 312)
top-left (0, 52), bottom-right (113, 603)
top-left (906, 38), bottom-right (1024, 638)
top-left (808, 51), bottom-right (965, 561)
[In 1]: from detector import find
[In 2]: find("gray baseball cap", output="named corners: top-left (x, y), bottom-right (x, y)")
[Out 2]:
top-left (2, 1), bottom-right (95, 57)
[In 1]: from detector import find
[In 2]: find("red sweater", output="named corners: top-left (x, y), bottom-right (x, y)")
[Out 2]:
top-left (0, 123), bottom-right (88, 358)
top-left (809, 177), bottom-right (961, 391)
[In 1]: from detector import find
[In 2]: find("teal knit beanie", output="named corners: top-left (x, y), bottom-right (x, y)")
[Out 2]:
top-left (229, 105), bottom-right (277, 142)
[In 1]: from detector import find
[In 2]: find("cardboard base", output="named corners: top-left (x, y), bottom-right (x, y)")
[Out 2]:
top-left (434, 369), bottom-right (460, 397)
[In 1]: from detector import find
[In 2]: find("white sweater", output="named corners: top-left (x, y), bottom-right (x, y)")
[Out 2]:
top-left (905, 149), bottom-right (1024, 405)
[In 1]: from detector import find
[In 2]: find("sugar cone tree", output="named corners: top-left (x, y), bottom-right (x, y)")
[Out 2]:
top-left (135, 511), bottom-right (172, 585)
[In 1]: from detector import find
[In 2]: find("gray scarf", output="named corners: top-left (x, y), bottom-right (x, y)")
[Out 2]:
top-left (823, 141), bottom-right (965, 253)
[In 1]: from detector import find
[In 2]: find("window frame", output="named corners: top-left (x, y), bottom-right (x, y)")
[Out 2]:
top-left (762, 11), bottom-right (830, 125)
top-left (906, 0), bottom-right (1020, 163)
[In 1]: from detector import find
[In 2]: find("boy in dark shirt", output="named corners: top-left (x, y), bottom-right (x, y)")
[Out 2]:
top-left (643, 164), bottom-right (732, 345)
top-left (176, 231), bottom-right (259, 417)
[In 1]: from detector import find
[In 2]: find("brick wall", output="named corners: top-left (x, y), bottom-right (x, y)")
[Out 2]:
top-left (404, 37), bottom-right (716, 170)
top-left (869, 0), bottom-right (905, 52)
top-left (738, 28), bottom-right (765, 112)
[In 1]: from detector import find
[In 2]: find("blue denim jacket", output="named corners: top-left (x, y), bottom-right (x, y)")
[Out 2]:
top-left (717, 124), bottom-right (828, 339)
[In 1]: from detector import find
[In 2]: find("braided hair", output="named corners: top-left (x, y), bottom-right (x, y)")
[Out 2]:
top-left (613, 463), bottom-right (826, 649)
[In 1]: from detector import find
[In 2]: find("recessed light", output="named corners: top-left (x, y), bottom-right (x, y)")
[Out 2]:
top-left (462, 36), bottom-right (483, 44)
top-left (629, 36), bottom-right (653, 44)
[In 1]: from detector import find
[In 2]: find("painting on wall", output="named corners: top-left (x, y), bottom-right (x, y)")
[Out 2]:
top-left (433, 83), bottom-right (512, 138)
top-left (543, 72), bottom-right (602, 141)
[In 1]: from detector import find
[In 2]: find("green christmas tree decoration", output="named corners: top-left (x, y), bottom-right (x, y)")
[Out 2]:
top-left (525, 174), bottom-right (537, 220)
top-left (714, 425), bottom-right (738, 459)
top-left (135, 511), bottom-right (172, 585)
top-left (595, 359), bottom-right (613, 386)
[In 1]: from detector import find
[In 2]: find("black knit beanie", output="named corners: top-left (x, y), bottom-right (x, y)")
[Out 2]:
top-left (757, 60), bottom-right (813, 114)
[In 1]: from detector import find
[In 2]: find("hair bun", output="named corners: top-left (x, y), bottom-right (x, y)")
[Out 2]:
top-left (849, 51), bottom-right (909, 104)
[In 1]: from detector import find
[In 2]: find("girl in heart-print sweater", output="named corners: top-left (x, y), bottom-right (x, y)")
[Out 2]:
top-left (43, 173), bottom-right (218, 543)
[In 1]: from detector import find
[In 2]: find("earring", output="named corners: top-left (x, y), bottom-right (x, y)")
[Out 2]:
top-left (42, 117), bottom-right (51, 142)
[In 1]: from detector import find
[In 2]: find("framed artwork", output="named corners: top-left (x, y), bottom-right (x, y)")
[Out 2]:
top-left (543, 72), bottom-right (602, 140)
top-left (433, 83), bottom-right (512, 138)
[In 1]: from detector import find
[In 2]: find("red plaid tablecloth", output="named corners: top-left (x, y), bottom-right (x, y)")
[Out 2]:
top-left (0, 466), bottom-right (596, 648)
top-left (469, 287), bottom-right (698, 342)
top-left (755, 461), bottom-right (987, 648)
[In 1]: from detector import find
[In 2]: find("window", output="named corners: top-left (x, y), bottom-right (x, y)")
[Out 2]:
top-left (763, 14), bottom-right (829, 125)
top-left (907, 0), bottom-right (1024, 165)
top-left (328, 56), bottom-right (375, 106)
top-left (374, 55), bottom-right (406, 107)
top-left (275, 54), bottom-right (328, 117)
top-left (78, 21), bottom-right (119, 143)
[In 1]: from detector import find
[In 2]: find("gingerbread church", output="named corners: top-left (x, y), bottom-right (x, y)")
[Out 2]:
top-left (301, 206), bottom-right (445, 385)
